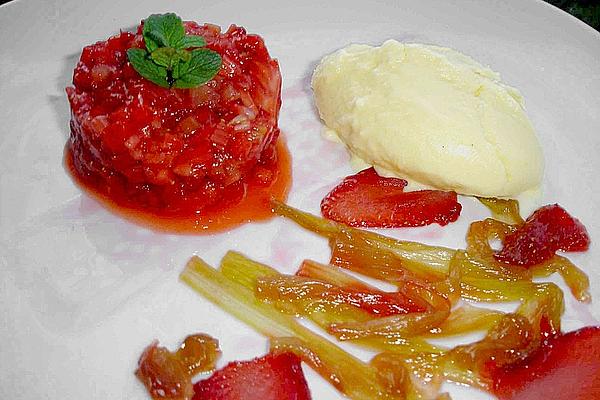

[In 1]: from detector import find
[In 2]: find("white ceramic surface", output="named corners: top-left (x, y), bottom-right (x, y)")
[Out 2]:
top-left (1, 0), bottom-right (599, 399)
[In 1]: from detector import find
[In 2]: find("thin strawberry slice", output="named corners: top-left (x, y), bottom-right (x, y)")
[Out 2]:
top-left (193, 352), bottom-right (312, 400)
top-left (495, 204), bottom-right (590, 266)
top-left (320, 167), bottom-right (461, 228)
top-left (490, 326), bottom-right (600, 400)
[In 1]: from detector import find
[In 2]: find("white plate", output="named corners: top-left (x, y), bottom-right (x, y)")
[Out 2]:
top-left (1, 0), bottom-right (599, 398)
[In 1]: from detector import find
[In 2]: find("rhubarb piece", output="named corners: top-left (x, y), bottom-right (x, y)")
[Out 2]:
top-left (369, 352), bottom-right (414, 399)
top-left (490, 326), bottom-right (600, 400)
top-left (467, 219), bottom-right (590, 302)
top-left (329, 309), bottom-right (450, 340)
top-left (256, 275), bottom-right (424, 317)
top-left (447, 283), bottom-right (564, 386)
top-left (459, 277), bottom-right (538, 303)
top-left (352, 335), bottom-right (443, 356)
top-left (373, 351), bottom-right (446, 399)
top-left (296, 259), bottom-right (374, 289)
top-left (272, 199), bottom-right (456, 275)
top-left (495, 204), bottom-right (590, 266)
top-left (327, 282), bottom-right (450, 340)
top-left (274, 202), bottom-right (588, 306)
top-left (320, 167), bottom-right (461, 227)
top-left (531, 255), bottom-right (591, 302)
top-left (193, 352), bottom-right (311, 400)
top-left (431, 253), bottom-right (463, 305)
top-left (136, 342), bottom-right (193, 400)
top-left (330, 235), bottom-right (448, 283)
top-left (176, 334), bottom-right (221, 376)
top-left (426, 304), bottom-right (504, 337)
top-left (181, 256), bottom-right (302, 339)
top-left (466, 219), bottom-right (531, 280)
top-left (219, 250), bottom-right (280, 289)
top-left (136, 334), bottom-right (221, 400)
top-left (478, 197), bottom-right (524, 225)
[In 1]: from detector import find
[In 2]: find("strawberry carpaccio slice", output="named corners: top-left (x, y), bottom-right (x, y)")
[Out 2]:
top-left (193, 352), bottom-right (312, 400)
top-left (495, 204), bottom-right (590, 266)
top-left (490, 326), bottom-right (600, 400)
top-left (320, 167), bottom-right (461, 228)
top-left (66, 21), bottom-right (281, 214)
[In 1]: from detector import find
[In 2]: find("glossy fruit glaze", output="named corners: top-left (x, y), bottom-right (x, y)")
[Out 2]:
top-left (66, 21), bottom-right (289, 233)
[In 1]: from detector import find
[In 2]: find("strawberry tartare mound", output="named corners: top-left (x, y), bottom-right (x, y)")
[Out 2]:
top-left (66, 21), bottom-right (286, 231)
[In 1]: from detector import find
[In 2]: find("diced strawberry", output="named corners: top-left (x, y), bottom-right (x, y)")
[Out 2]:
top-left (490, 326), bottom-right (600, 400)
top-left (495, 204), bottom-right (590, 266)
top-left (320, 167), bottom-right (461, 228)
top-left (193, 352), bottom-right (312, 400)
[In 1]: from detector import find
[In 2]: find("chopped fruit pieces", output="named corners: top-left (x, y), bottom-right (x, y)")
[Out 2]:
top-left (320, 167), bottom-right (462, 228)
top-left (66, 19), bottom-right (287, 232)
top-left (495, 204), bottom-right (590, 266)
top-left (193, 352), bottom-right (312, 400)
top-left (490, 326), bottom-right (600, 400)
top-left (136, 334), bottom-right (220, 400)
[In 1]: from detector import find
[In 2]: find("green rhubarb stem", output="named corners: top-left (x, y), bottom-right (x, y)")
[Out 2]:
top-left (180, 256), bottom-right (404, 400)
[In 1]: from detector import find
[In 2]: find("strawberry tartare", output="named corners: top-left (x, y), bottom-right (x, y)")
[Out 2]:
top-left (66, 17), bottom-right (289, 232)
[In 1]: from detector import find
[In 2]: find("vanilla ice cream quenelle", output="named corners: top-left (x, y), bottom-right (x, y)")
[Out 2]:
top-left (312, 40), bottom-right (544, 199)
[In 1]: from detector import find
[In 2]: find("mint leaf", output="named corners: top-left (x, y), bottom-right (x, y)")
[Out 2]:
top-left (151, 47), bottom-right (191, 69)
top-left (151, 47), bottom-right (177, 68)
top-left (178, 35), bottom-right (207, 49)
top-left (130, 13), bottom-right (222, 89)
top-left (172, 49), bottom-right (222, 89)
top-left (127, 48), bottom-right (169, 88)
top-left (143, 13), bottom-right (185, 52)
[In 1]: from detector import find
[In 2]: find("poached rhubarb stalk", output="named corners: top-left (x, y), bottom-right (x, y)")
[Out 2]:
top-left (181, 256), bottom-right (415, 400)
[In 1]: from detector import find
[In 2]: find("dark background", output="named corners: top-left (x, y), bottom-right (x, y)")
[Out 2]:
top-left (0, 0), bottom-right (598, 30)
top-left (546, 0), bottom-right (600, 30)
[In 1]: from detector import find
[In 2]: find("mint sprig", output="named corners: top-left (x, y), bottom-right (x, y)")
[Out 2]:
top-left (127, 13), bottom-right (221, 89)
